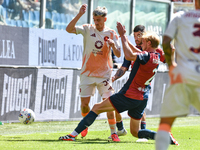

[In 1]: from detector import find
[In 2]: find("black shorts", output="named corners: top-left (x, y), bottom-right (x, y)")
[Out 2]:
top-left (109, 93), bottom-right (147, 120)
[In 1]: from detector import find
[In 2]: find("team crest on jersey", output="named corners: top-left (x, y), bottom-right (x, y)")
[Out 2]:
top-left (104, 36), bottom-right (109, 41)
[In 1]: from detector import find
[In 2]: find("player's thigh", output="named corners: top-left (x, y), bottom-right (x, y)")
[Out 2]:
top-left (79, 75), bottom-right (96, 97)
top-left (160, 84), bottom-right (190, 117)
top-left (130, 118), bottom-right (141, 137)
top-left (92, 98), bottom-right (115, 114)
top-left (79, 83), bottom-right (96, 97)
top-left (109, 93), bottom-right (134, 113)
top-left (96, 78), bottom-right (114, 99)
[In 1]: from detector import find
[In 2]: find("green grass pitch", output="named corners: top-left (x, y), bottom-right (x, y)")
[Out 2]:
top-left (0, 116), bottom-right (200, 150)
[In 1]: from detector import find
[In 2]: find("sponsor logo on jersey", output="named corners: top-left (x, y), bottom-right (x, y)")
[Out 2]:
top-left (90, 33), bottom-right (96, 37)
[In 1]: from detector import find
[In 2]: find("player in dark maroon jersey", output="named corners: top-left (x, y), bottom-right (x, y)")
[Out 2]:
top-left (58, 22), bottom-right (176, 144)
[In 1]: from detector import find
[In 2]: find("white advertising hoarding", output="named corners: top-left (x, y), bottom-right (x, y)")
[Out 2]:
top-left (29, 28), bottom-right (83, 68)
top-left (34, 69), bottom-right (73, 121)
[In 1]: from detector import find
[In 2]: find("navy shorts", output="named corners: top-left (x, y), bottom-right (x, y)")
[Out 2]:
top-left (109, 93), bottom-right (147, 120)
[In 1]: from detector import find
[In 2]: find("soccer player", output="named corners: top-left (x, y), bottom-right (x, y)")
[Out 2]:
top-left (59, 22), bottom-right (177, 144)
top-left (155, 0), bottom-right (200, 149)
top-left (112, 25), bottom-right (165, 137)
top-left (65, 4), bottom-right (121, 141)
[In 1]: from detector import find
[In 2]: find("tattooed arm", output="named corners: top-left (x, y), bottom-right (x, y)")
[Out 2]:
top-left (112, 66), bottom-right (128, 82)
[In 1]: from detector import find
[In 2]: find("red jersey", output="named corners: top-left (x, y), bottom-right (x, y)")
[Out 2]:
top-left (120, 51), bottom-right (160, 100)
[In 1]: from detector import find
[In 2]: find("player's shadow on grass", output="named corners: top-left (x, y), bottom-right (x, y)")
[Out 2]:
top-left (1, 138), bottom-right (154, 145)
top-left (73, 138), bottom-right (153, 144)
top-left (2, 139), bottom-right (60, 142)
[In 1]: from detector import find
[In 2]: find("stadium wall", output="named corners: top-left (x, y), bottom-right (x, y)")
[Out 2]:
top-left (0, 26), bottom-right (198, 123)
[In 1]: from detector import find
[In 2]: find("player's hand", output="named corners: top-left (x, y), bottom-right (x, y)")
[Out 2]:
top-left (116, 22), bottom-right (126, 37)
top-left (79, 4), bottom-right (87, 15)
top-left (107, 38), bottom-right (115, 47)
top-left (112, 76), bottom-right (116, 82)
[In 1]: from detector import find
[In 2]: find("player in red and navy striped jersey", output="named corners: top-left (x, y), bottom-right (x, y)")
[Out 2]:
top-left (112, 25), bottom-right (165, 137)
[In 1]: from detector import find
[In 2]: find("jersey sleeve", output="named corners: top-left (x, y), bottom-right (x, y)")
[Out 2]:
top-left (122, 57), bottom-right (131, 69)
top-left (136, 51), bottom-right (150, 65)
top-left (164, 11), bottom-right (183, 39)
top-left (75, 24), bottom-right (88, 35)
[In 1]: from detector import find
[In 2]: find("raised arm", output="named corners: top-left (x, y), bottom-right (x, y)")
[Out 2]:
top-left (127, 40), bottom-right (136, 51)
top-left (116, 22), bottom-right (141, 61)
top-left (66, 4), bottom-right (87, 33)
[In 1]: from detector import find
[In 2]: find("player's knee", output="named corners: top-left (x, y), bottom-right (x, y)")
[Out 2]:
top-left (92, 103), bottom-right (106, 115)
top-left (81, 101), bottom-right (89, 108)
top-left (92, 103), bottom-right (101, 114)
top-left (130, 129), bottom-right (139, 138)
top-left (107, 111), bottom-right (114, 118)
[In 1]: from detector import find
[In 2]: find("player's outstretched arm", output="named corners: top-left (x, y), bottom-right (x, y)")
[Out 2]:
top-left (66, 4), bottom-right (87, 33)
top-left (112, 66), bottom-right (128, 82)
top-left (116, 22), bottom-right (140, 61)
top-left (127, 39), bottom-right (136, 51)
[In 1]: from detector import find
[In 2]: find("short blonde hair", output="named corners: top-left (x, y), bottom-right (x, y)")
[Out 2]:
top-left (93, 6), bottom-right (107, 17)
top-left (142, 31), bottom-right (160, 48)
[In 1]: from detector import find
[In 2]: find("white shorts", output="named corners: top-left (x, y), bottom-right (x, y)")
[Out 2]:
top-left (79, 74), bottom-right (114, 98)
top-left (160, 83), bottom-right (200, 117)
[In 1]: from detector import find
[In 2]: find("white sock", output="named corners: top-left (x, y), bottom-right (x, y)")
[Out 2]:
top-left (109, 124), bottom-right (117, 134)
top-left (155, 131), bottom-right (170, 150)
top-left (70, 130), bottom-right (79, 137)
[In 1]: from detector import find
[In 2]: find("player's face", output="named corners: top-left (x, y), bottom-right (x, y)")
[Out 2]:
top-left (134, 31), bottom-right (143, 46)
top-left (141, 38), bottom-right (147, 51)
top-left (93, 16), bottom-right (106, 32)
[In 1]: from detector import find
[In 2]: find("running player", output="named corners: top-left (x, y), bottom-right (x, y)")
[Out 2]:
top-left (65, 4), bottom-right (121, 141)
top-left (59, 22), bottom-right (177, 144)
top-left (155, 0), bottom-right (200, 149)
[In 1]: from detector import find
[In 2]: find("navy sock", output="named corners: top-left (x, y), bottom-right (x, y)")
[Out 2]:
top-left (116, 121), bottom-right (124, 131)
top-left (75, 111), bottom-right (98, 134)
top-left (138, 129), bottom-right (156, 140)
top-left (141, 121), bottom-right (146, 129)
